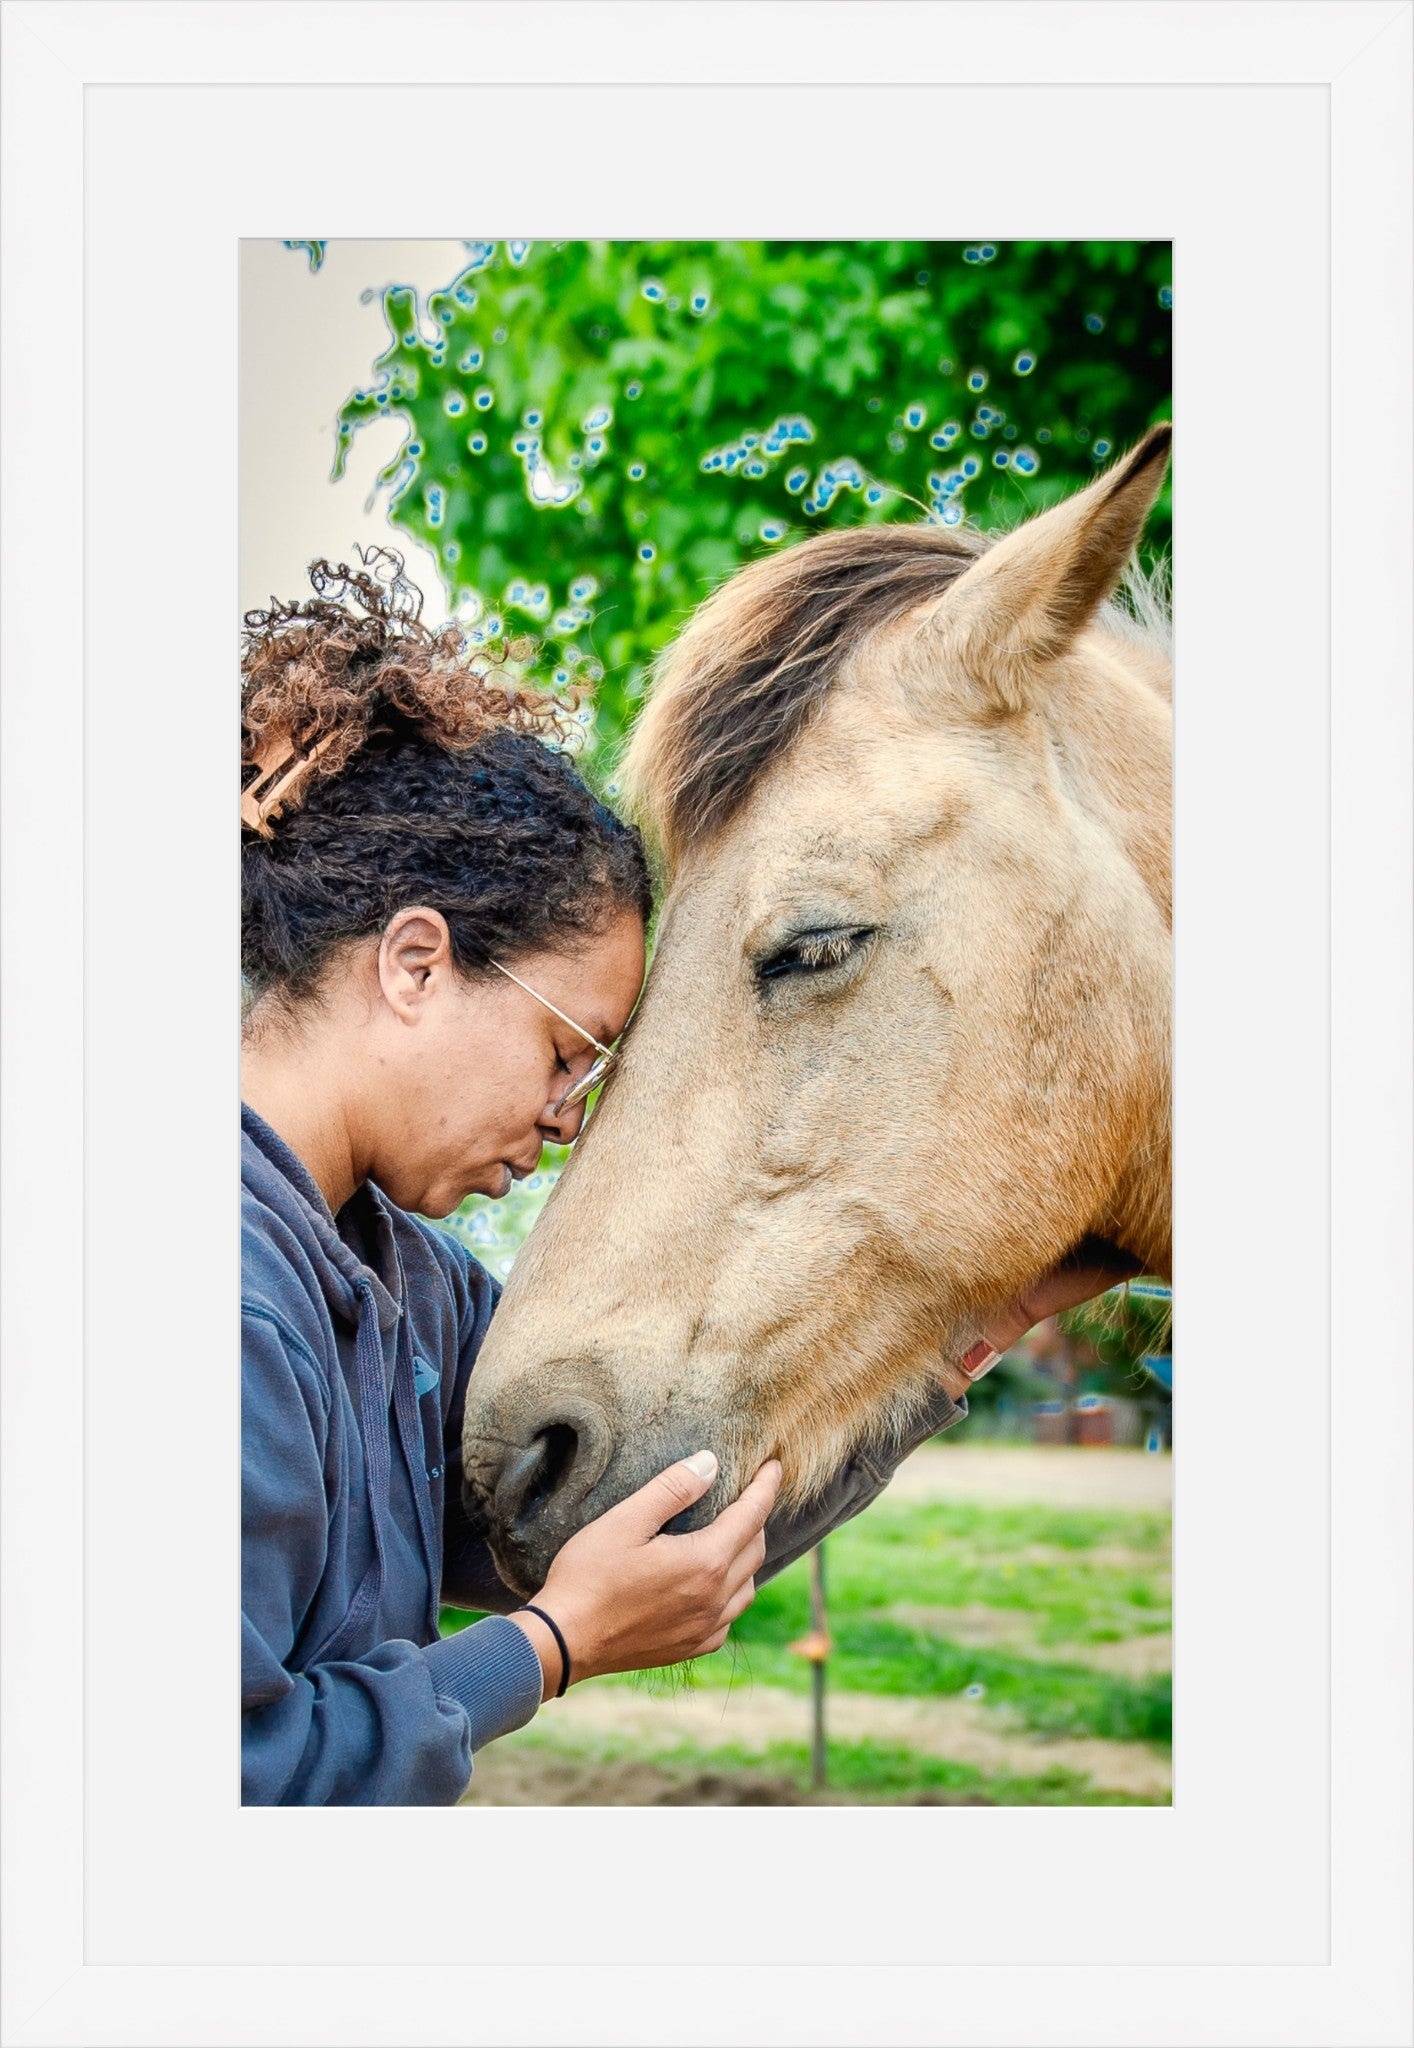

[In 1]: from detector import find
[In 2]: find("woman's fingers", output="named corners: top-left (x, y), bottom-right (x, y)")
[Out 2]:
top-left (542, 1451), bottom-right (779, 1681)
top-left (720, 1528), bottom-right (768, 1603)
top-left (696, 1553), bottom-right (766, 1659)
top-left (702, 1458), bottom-right (781, 1562)
top-left (721, 1576), bottom-right (757, 1624)
top-left (985, 1266), bottom-right (1120, 1352)
top-left (1022, 1265), bottom-right (1117, 1324)
top-left (594, 1451), bottom-right (777, 1560)
top-left (607, 1449), bottom-right (719, 1540)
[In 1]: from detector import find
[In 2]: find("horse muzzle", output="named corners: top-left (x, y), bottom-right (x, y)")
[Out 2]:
top-left (462, 1368), bottom-right (729, 1596)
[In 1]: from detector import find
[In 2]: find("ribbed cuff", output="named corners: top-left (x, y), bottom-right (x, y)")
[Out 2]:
top-left (423, 1615), bottom-right (543, 1752)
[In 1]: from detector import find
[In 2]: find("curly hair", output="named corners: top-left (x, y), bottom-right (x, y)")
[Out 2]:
top-left (241, 551), bottom-right (651, 1008)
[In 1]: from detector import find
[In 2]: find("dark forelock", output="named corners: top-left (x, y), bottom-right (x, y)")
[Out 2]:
top-left (628, 521), bottom-right (984, 861)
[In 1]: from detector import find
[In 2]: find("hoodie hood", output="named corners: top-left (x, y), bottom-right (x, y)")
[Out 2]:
top-left (242, 1104), bottom-right (400, 1337)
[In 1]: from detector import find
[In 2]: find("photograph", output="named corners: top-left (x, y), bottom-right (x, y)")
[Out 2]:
top-left (239, 236), bottom-right (1174, 1808)
top-left (6, 1), bottom-right (1409, 2037)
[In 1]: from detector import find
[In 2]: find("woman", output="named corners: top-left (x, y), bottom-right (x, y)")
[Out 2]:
top-left (241, 553), bottom-right (1114, 1807)
top-left (241, 555), bottom-right (779, 1806)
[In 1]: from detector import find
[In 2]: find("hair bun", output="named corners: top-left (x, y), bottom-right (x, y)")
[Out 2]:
top-left (241, 547), bottom-right (581, 827)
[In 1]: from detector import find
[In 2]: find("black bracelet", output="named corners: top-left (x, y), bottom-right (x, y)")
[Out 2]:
top-left (517, 1604), bottom-right (572, 1698)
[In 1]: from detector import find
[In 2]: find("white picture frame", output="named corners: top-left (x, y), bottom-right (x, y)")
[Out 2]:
top-left (1, 4), bottom-right (1409, 2044)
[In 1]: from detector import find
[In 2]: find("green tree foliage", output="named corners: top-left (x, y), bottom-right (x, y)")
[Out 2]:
top-left (333, 239), bottom-right (1171, 765)
top-left (1059, 1285), bottom-right (1174, 1399)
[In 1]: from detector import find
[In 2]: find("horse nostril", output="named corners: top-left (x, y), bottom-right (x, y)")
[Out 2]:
top-left (493, 1439), bottom-right (551, 1530)
top-left (524, 1424), bottom-right (577, 1515)
top-left (492, 1396), bottom-right (613, 1539)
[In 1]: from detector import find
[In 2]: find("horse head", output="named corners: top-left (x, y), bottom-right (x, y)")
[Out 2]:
top-left (464, 426), bottom-right (1173, 1596)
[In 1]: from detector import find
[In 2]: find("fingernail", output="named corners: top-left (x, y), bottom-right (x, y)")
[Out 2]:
top-left (683, 1449), bottom-right (717, 1480)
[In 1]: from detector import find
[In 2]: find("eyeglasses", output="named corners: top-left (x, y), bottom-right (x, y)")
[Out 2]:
top-left (489, 960), bottom-right (621, 1117)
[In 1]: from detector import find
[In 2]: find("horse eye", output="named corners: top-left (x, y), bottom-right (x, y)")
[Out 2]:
top-left (758, 927), bottom-right (874, 981)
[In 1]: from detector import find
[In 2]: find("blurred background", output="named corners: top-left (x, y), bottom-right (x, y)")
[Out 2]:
top-left (242, 238), bottom-right (1173, 1804)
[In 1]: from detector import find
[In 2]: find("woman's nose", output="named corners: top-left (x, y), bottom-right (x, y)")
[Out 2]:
top-left (540, 1097), bottom-right (587, 1146)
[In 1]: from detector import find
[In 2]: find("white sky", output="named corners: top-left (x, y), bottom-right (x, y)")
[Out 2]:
top-left (239, 239), bottom-right (468, 621)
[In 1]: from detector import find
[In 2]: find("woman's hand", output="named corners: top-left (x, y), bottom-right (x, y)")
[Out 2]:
top-left (509, 1452), bottom-right (782, 1692)
top-left (983, 1258), bottom-right (1124, 1356)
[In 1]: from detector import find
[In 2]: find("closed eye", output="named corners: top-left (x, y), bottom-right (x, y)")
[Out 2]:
top-left (758, 927), bottom-right (876, 981)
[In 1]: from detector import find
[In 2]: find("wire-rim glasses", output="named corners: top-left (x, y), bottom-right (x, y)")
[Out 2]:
top-left (489, 960), bottom-right (621, 1115)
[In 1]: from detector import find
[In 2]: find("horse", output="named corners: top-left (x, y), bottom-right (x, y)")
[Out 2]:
top-left (463, 424), bottom-right (1173, 1598)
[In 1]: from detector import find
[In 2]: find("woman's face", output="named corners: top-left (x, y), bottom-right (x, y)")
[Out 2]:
top-left (365, 907), bottom-right (647, 1218)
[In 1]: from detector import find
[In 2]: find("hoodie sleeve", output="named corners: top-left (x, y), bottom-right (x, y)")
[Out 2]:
top-left (241, 1305), bottom-right (541, 1806)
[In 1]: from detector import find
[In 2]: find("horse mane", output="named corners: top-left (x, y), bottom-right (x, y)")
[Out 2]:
top-left (620, 522), bottom-right (984, 865)
top-left (1107, 554), bottom-right (1174, 663)
top-left (620, 519), bottom-right (1173, 867)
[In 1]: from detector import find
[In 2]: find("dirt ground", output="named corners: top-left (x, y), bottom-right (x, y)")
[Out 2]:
top-left (479, 1678), bottom-right (1171, 1802)
top-left (885, 1443), bottom-right (1172, 1508)
top-left (462, 1753), bottom-right (994, 1807)
top-left (884, 1603), bottom-right (1173, 1678)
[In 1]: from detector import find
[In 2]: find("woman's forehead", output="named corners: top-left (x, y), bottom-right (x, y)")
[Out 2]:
top-left (516, 917), bottom-right (645, 1030)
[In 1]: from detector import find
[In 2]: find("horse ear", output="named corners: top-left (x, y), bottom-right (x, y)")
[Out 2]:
top-left (935, 422), bottom-right (1172, 711)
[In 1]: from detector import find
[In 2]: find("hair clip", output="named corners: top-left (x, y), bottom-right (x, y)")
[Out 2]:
top-left (240, 728), bottom-right (338, 838)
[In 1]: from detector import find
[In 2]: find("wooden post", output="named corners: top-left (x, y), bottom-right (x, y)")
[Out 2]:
top-left (788, 1541), bottom-right (831, 1791)
top-left (809, 1541), bottom-right (828, 1790)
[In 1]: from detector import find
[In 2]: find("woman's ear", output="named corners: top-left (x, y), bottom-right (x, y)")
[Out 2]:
top-left (378, 907), bottom-right (455, 1022)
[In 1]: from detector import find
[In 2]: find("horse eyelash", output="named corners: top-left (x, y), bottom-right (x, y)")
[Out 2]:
top-left (760, 927), bottom-right (873, 979)
top-left (796, 931), bottom-right (857, 969)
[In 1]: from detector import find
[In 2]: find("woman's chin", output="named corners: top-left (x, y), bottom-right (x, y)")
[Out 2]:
top-left (463, 1163), bottom-right (514, 1204)
top-left (407, 1163), bottom-right (511, 1216)
top-left (411, 1180), bottom-right (475, 1219)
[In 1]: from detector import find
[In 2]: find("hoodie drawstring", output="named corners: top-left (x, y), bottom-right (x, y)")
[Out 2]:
top-left (303, 1276), bottom-right (393, 1666)
top-left (387, 1236), bottom-right (444, 1641)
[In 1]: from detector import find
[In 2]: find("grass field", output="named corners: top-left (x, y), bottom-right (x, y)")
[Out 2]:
top-left (452, 1446), bottom-right (1173, 1807)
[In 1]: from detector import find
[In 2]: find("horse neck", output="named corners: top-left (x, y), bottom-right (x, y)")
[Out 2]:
top-left (1101, 1117), bottom-right (1173, 1281)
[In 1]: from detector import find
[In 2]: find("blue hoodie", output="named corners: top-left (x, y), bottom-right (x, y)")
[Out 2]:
top-left (241, 1104), bottom-right (543, 1805)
